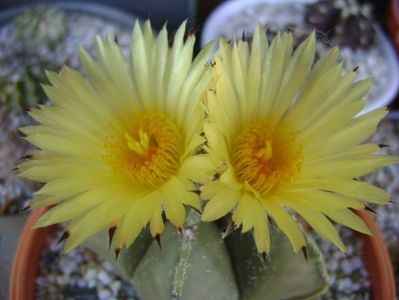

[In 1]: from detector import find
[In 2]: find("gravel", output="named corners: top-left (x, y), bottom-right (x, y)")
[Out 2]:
top-left (36, 228), bottom-right (138, 300)
top-left (316, 226), bottom-right (370, 300)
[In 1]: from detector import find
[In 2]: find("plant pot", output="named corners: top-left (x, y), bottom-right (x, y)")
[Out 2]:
top-left (10, 208), bottom-right (396, 300)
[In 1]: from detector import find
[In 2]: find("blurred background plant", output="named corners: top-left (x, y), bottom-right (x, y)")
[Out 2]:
top-left (0, 7), bottom-right (66, 110)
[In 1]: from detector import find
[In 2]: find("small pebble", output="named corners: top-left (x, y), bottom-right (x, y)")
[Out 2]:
top-left (98, 288), bottom-right (113, 300)
top-left (97, 270), bottom-right (112, 285)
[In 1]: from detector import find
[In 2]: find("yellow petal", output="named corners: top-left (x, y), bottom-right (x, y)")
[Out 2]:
top-left (289, 204), bottom-right (346, 251)
top-left (64, 199), bottom-right (128, 252)
top-left (179, 155), bottom-right (215, 184)
top-left (34, 190), bottom-right (105, 227)
top-left (290, 178), bottom-right (390, 204)
top-left (324, 208), bottom-right (371, 235)
top-left (272, 32), bottom-right (315, 122)
top-left (150, 206), bottom-right (165, 237)
top-left (202, 188), bottom-right (241, 221)
top-left (163, 195), bottom-right (186, 228)
top-left (114, 202), bottom-right (144, 248)
top-left (232, 193), bottom-right (259, 232)
top-left (253, 212), bottom-right (270, 254)
top-left (201, 180), bottom-right (226, 200)
top-left (262, 199), bottom-right (305, 253)
top-left (304, 108), bottom-right (387, 160)
top-left (282, 190), bottom-right (363, 210)
top-left (136, 190), bottom-right (163, 227)
top-left (301, 154), bottom-right (399, 179)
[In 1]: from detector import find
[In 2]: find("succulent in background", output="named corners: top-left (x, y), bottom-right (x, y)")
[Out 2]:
top-left (15, 6), bottom-right (66, 48)
top-left (0, 7), bottom-right (67, 214)
top-left (304, 0), bottom-right (340, 35)
top-left (305, 0), bottom-right (376, 49)
top-left (0, 62), bottom-right (51, 110)
top-left (0, 7), bottom-right (66, 111)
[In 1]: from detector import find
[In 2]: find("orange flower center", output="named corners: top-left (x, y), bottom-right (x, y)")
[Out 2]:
top-left (105, 112), bottom-right (183, 189)
top-left (232, 120), bottom-right (303, 195)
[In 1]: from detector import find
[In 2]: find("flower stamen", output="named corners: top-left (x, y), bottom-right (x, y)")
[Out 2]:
top-left (125, 130), bottom-right (150, 155)
top-left (255, 139), bottom-right (273, 161)
top-left (105, 112), bottom-right (183, 189)
top-left (232, 120), bottom-right (303, 196)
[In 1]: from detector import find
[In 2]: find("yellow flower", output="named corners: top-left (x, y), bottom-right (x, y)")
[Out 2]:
top-left (201, 26), bottom-right (398, 255)
top-left (19, 21), bottom-right (213, 252)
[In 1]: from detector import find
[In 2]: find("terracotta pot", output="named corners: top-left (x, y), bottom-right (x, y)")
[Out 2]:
top-left (10, 208), bottom-right (396, 300)
top-left (357, 210), bottom-right (396, 300)
top-left (9, 208), bottom-right (51, 300)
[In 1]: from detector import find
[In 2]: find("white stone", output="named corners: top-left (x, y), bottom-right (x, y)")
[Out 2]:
top-left (97, 270), bottom-right (112, 285)
top-left (98, 289), bottom-right (113, 300)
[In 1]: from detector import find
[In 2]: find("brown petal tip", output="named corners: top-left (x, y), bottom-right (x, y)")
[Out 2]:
top-left (108, 226), bottom-right (117, 248)
top-left (212, 173), bottom-right (221, 181)
top-left (365, 205), bottom-right (378, 216)
top-left (190, 190), bottom-right (201, 196)
top-left (115, 247), bottom-right (121, 259)
top-left (19, 205), bottom-right (31, 214)
top-left (57, 231), bottom-right (70, 245)
top-left (302, 247), bottom-right (308, 263)
top-left (261, 252), bottom-right (267, 263)
top-left (155, 233), bottom-right (162, 250)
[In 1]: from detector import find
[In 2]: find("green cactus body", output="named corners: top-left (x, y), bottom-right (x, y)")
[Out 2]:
top-left (85, 209), bottom-right (329, 300)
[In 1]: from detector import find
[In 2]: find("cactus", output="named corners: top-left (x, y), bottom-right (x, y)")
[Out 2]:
top-left (0, 6), bottom-right (66, 111)
top-left (15, 6), bottom-right (66, 48)
top-left (85, 209), bottom-right (329, 299)
top-left (304, 0), bottom-right (376, 49)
